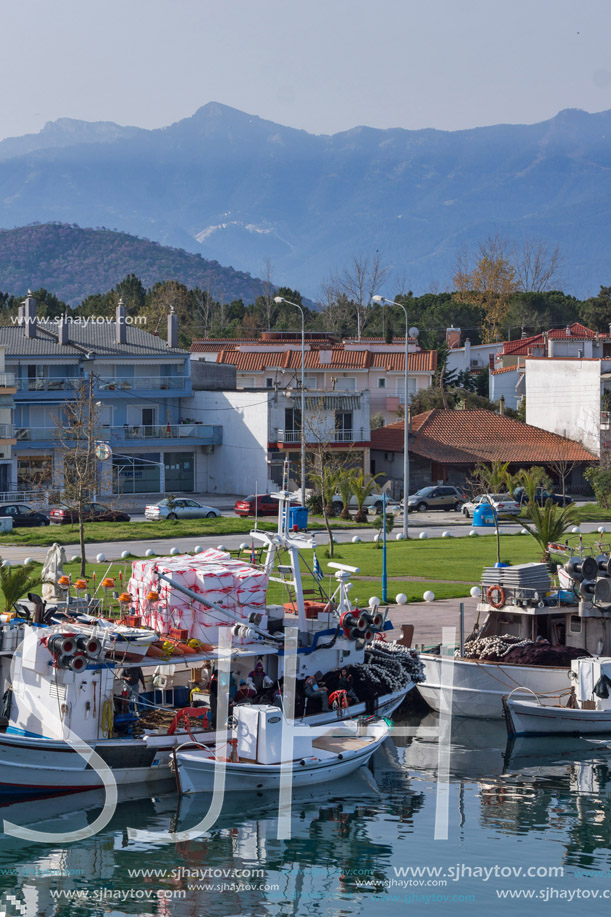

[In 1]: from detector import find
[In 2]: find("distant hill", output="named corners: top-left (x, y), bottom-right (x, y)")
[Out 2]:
top-left (0, 223), bottom-right (269, 305)
top-left (1, 104), bottom-right (611, 296)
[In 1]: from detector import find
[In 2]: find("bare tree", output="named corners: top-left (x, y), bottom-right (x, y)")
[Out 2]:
top-left (546, 430), bottom-right (580, 502)
top-left (52, 376), bottom-right (107, 577)
top-left (260, 258), bottom-right (276, 331)
top-left (326, 252), bottom-right (390, 340)
top-left (515, 236), bottom-right (562, 293)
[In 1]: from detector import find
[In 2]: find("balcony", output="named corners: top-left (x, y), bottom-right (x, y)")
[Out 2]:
top-left (0, 373), bottom-right (16, 391)
top-left (14, 424), bottom-right (222, 446)
top-left (0, 424), bottom-right (14, 442)
top-left (15, 375), bottom-right (189, 396)
top-left (97, 376), bottom-right (189, 392)
top-left (276, 428), bottom-right (357, 445)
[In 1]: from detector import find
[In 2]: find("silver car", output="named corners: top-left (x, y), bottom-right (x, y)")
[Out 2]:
top-left (145, 498), bottom-right (221, 521)
top-left (462, 493), bottom-right (521, 519)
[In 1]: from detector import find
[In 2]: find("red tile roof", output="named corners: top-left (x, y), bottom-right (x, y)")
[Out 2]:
top-left (500, 333), bottom-right (545, 357)
top-left (218, 347), bottom-right (437, 373)
top-left (490, 365), bottom-right (522, 376)
top-left (371, 410), bottom-right (596, 464)
top-left (548, 322), bottom-right (609, 340)
top-left (191, 339), bottom-right (258, 352)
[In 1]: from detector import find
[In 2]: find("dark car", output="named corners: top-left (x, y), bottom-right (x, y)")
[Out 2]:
top-left (0, 503), bottom-right (49, 527)
top-left (235, 494), bottom-right (298, 516)
top-left (50, 502), bottom-right (131, 524)
top-left (513, 487), bottom-right (573, 507)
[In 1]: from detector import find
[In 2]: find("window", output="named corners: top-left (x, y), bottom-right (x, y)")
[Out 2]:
top-left (266, 377), bottom-right (274, 388)
top-left (335, 411), bottom-right (353, 442)
top-left (377, 378), bottom-right (386, 388)
top-left (18, 456), bottom-right (53, 488)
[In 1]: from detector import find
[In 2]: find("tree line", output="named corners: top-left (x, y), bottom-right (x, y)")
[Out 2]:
top-left (0, 235), bottom-right (609, 348)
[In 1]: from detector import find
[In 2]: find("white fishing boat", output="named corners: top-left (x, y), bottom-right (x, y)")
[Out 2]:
top-left (504, 656), bottom-right (611, 737)
top-left (0, 460), bottom-right (421, 794)
top-left (417, 557), bottom-right (606, 719)
top-left (174, 704), bottom-right (389, 795)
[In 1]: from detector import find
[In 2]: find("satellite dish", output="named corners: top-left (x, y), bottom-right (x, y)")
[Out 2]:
top-left (409, 327), bottom-right (419, 338)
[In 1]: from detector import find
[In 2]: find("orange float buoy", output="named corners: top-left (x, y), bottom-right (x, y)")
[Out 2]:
top-left (101, 578), bottom-right (115, 590)
top-left (147, 590), bottom-right (159, 602)
top-left (74, 578), bottom-right (88, 591)
top-left (58, 575), bottom-right (70, 587)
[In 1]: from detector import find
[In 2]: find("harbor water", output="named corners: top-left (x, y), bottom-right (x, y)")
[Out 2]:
top-left (0, 708), bottom-right (610, 916)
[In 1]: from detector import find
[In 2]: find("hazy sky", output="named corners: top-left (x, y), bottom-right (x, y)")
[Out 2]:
top-left (3, 0), bottom-right (611, 141)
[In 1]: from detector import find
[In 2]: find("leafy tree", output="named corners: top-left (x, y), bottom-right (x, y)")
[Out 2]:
top-left (453, 236), bottom-right (519, 342)
top-left (580, 286), bottom-right (611, 332)
top-left (373, 511), bottom-right (394, 547)
top-left (585, 465), bottom-right (611, 508)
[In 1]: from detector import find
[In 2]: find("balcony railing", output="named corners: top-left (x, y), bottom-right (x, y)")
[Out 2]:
top-left (97, 376), bottom-right (188, 392)
top-left (602, 412), bottom-right (611, 428)
top-left (15, 424), bottom-right (221, 444)
top-left (16, 375), bottom-right (188, 393)
top-left (276, 428), bottom-right (355, 444)
top-left (0, 373), bottom-right (15, 388)
top-left (0, 424), bottom-right (14, 439)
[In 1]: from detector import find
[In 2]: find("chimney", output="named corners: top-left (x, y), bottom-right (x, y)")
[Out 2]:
top-left (23, 292), bottom-right (36, 338)
top-left (464, 337), bottom-right (471, 366)
top-left (116, 299), bottom-right (127, 344)
top-left (58, 316), bottom-right (69, 345)
top-left (489, 353), bottom-right (495, 370)
top-left (167, 306), bottom-right (178, 348)
top-left (499, 395), bottom-right (505, 415)
top-left (446, 327), bottom-right (461, 349)
top-left (17, 305), bottom-right (24, 326)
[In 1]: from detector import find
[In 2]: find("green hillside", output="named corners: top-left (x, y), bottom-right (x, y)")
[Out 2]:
top-left (0, 223), bottom-right (268, 305)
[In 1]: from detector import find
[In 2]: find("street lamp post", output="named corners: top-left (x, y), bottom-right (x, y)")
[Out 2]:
top-left (274, 296), bottom-right (306, 503)
top-left (372, 295), bottom-right (418, 539)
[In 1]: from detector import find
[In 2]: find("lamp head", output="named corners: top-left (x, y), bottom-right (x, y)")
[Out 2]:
top-left (273, 296), bottom-right (285, 304)
top-left (372, 295), bottom-right (385, 304)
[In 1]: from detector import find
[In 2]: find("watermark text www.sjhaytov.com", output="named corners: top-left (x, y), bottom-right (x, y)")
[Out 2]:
top-left (11, 314), bottom-right (147, 326)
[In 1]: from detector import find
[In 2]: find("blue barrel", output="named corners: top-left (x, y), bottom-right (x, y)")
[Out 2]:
top-left (289, 506), bottom-right (309, 530)
top-left (473, 504), bottom-right (495, 526)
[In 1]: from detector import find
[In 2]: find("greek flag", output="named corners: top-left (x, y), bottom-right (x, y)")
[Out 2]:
top-left (313, 551), bottom-right (323, 581)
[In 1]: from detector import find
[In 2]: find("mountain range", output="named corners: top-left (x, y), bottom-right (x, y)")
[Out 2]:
top-left (0, 103), bottom-right (610, 298)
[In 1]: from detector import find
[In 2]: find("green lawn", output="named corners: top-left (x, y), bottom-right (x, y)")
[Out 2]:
top-left (0, 517), bottom-right (278, 546)
top-left (3, 529), bottom-right (605, 611)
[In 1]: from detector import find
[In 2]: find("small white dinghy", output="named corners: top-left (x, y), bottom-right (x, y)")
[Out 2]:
top-left (174, 704), bottom-right (389, 795)
top-left (504, 656), bottom-right (611, 737)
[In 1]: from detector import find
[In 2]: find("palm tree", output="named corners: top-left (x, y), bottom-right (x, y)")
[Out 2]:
top-left (352, 472), bottom-right (381, 524)
top-left (336, 469), bottom-right (356, 520)
top-left (525, 501), bottom-right (579, 561)
top-left (0, 560), bottom-right (40, 615)
top-left (473, 460), bottom-right (515, 494)
top-left (310, 468), bottom-right (340, 556)
top-left (514, 466), bottom-right (552, 505)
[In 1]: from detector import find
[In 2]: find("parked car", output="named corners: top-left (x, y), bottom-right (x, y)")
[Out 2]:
top-left (406, 486), bottom-right (467, 513)
top-left (50, 502), bottom-right (131, 524)
top-left (462, 493), bottom-right (521, 519)
top-left (0, 504), bottom-right (49, 527)
top-left (513, 487), bottom-right (573, 507)
top-left (235, 494), bottom-right (299, 516)
top-left (145, 499), bottom-right (221, 520)
top-left (330, 493), bottom-right (401, 516)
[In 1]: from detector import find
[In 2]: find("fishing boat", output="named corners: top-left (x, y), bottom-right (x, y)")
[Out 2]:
top-left (417, 556), bottom-right (606, 719)
top-left (174, 703), bottom-right (389, 795)
top-left (503, 655), bottom-right (611, 737)
top-left (0, 460), bottom-right (422, 793)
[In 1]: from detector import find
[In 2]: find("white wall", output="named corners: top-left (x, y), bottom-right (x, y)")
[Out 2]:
top-left (526, 359), bottom-right (602, 456)
top-left (446, 342), bottom-right (500, 374)
top-left (490, 368), bottom-right (523, 410)
top-left (182, 391), bottom-right (273, 494)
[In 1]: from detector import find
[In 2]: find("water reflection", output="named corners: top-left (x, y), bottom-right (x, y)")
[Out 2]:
top-left (3, 713), bottom-right (611, 914)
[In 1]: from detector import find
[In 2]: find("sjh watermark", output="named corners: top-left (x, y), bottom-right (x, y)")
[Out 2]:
top-left (11, 314), bottom-right (147, 326)
top-left (2, 626), bottom-right (458, 846)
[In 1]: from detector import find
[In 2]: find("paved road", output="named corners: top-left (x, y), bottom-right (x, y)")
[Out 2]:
top-left (4, 516), bottom-right (610, 565)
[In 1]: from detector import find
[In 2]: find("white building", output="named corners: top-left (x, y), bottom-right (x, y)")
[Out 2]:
top-left (526, 357), bottom-right (610, 457)
top-left (183, 387), bottom-right (371, 494)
